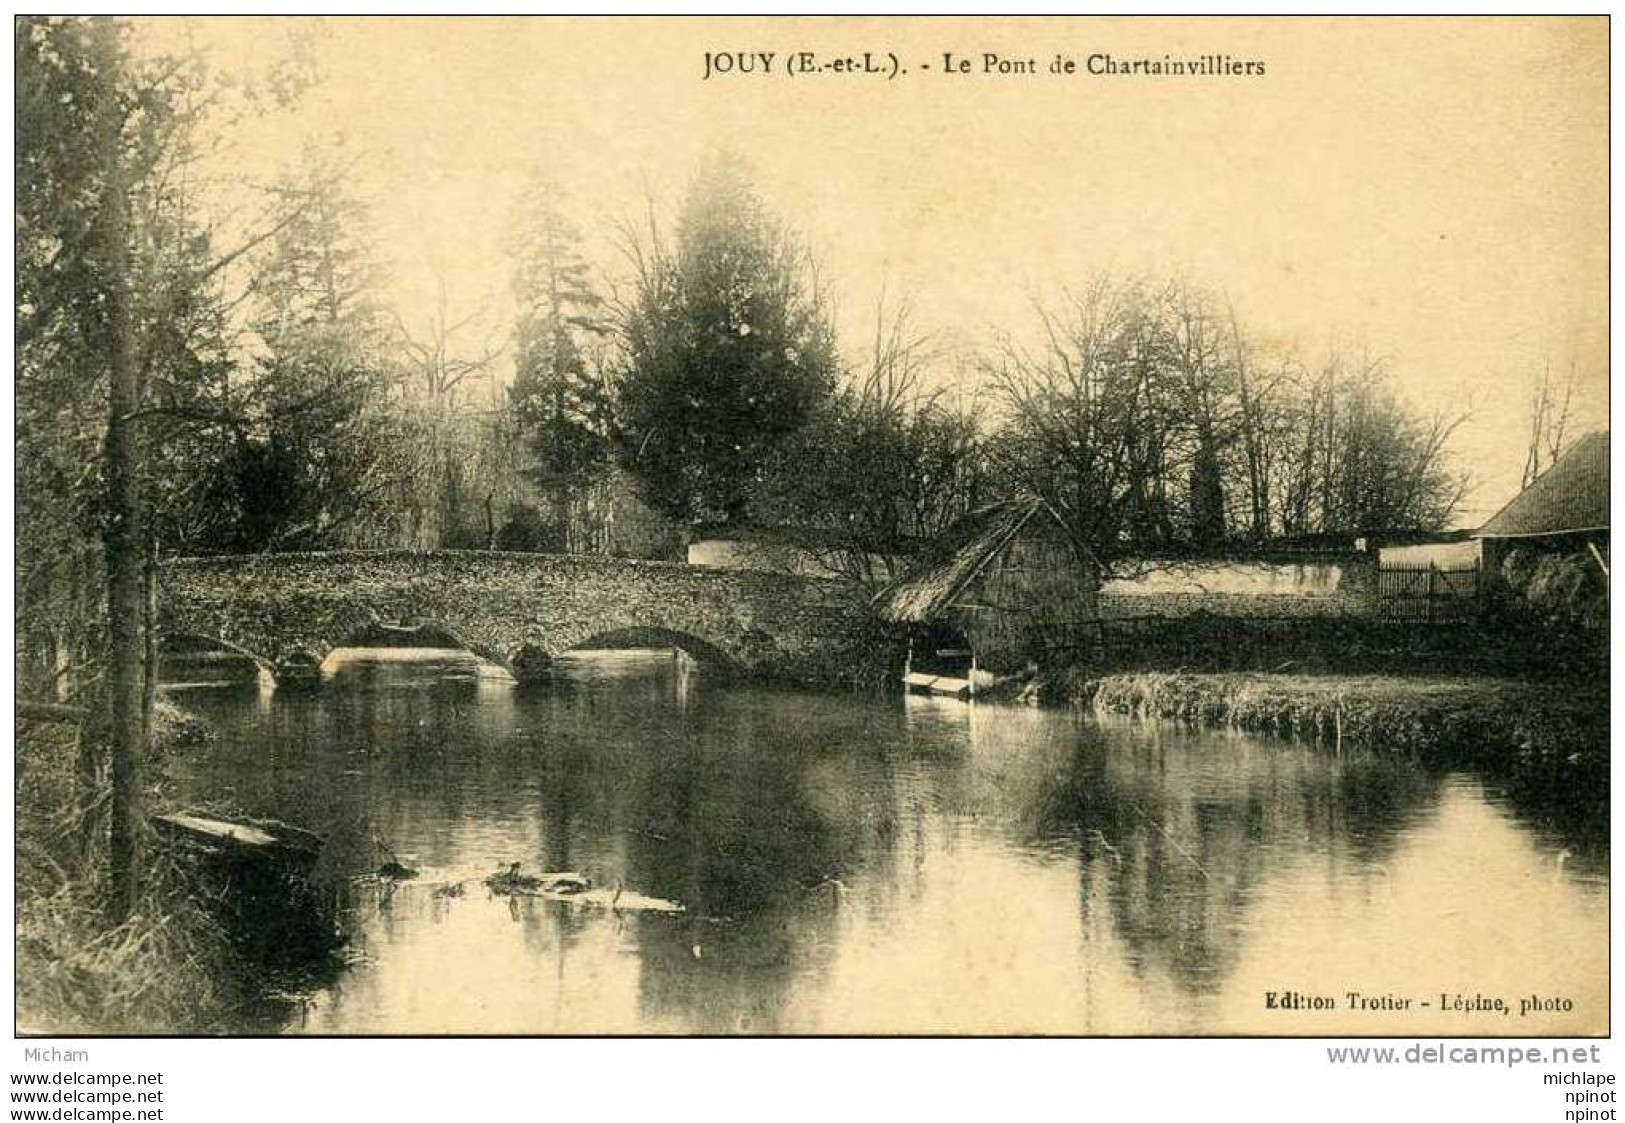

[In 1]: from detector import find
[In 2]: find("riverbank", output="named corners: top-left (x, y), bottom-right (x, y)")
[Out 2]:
top-left (15, 704), bottom-right (256, 1034)
top-left (1042, 668), bottom-right (1608, 832)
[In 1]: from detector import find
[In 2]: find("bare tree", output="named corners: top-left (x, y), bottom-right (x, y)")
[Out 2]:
top-left (1164, 282), bottom-right (1237, 547)
top-left (984, 276), bottom-right (1150, 576)
top-left (394, 278), bottom-right (503, 547)
top-left (1226, 300), bottom-right (1288, 540)
top-left (748, 289), bottom-right (984, 586)
top-left (988, 276), bottom-right (1471, 570)
top-left (1523, 360), bottom-right (1576, 488)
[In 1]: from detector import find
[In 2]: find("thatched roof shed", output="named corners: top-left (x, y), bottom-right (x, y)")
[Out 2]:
top-left (872, 500), bottom-right (1045, 624)
top-left (1477, 431), bottom-right (1609, 539)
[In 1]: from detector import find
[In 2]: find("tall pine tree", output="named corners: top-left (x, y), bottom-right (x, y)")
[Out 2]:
top-left (204, 152), bottom-right (405, 551)
top-left (508, 178), bottom-right (608, 548)
top-left (615, 155), bottom-right (837, 526)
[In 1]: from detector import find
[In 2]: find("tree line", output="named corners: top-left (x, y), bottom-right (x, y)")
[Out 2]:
top-left (15, 18), bottom-right (1471, 912)
top-left (986, 276), bottom-right (1470, 579)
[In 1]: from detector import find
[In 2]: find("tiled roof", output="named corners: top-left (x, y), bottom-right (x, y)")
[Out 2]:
top-left (1476, 431), bottom-right (1609, 538)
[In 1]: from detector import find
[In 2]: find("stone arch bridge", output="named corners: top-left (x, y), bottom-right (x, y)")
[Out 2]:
top-left (159, 551), bottom-right (898, 689)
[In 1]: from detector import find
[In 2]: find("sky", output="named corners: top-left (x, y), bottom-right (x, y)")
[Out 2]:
top-left (135, 16), bottom-right (1608, 525)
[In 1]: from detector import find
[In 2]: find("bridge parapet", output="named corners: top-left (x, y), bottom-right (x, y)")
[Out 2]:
top-left (159, 550), bottom-right (899, 690)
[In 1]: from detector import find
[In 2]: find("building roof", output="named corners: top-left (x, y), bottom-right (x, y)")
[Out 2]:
top-left (871, 500), bottom-right (1044, 624)
top-left (1476, 431), bottom-right (1609, 539)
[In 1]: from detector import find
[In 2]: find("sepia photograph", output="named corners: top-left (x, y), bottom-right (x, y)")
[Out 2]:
top-left (12, 13), bottom-right (1609, 1047)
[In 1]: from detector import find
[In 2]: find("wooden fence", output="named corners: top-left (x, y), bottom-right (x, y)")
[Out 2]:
top-left (1375, 560), bottom-right (1481, 621)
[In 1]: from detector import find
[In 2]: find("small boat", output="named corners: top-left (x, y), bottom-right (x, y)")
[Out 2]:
top-left (149, 811), bottom-right (341, 965)
top-left (903, 671), bottom-right (975, 698)
top-left (151, 811), bottom-right (323, 870)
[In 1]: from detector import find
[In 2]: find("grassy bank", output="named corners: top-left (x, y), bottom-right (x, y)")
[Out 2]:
top-left (1045, 669), bottom-right (1608, 831)
top-left (15, 704), bottom-right (260, 1034)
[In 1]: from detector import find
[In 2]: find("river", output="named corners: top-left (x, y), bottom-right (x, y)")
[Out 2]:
top-left (169, 648), bottom-right (1608, 1036)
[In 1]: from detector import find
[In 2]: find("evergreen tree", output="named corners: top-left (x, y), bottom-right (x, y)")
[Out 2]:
top-left (508, 179), bottom-right (608, 547)
top-left (17, 17), bottom-right (126, 705)
top-left (201, 154), bottom-right (405, 552)
top-left (615, 155), bottom-right (837, 525)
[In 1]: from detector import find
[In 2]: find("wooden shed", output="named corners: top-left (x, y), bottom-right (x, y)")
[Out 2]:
top-left (872, 500), bottom-right (1098, 686)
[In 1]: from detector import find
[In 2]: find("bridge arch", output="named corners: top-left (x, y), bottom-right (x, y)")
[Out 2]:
top-left (328, 618), bottom-right (515, 677)
top-left (560, 625), bottom-right (739, 668)
top-left (157, 631), bottom-right (274, 687)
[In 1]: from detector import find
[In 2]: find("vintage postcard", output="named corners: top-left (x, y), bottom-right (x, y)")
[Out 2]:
top-left (15, 15), bottom-right (1607, 1038)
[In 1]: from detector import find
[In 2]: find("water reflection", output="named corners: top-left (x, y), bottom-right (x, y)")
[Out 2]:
top-left (171, 650), bottom-right (1607, 1035)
